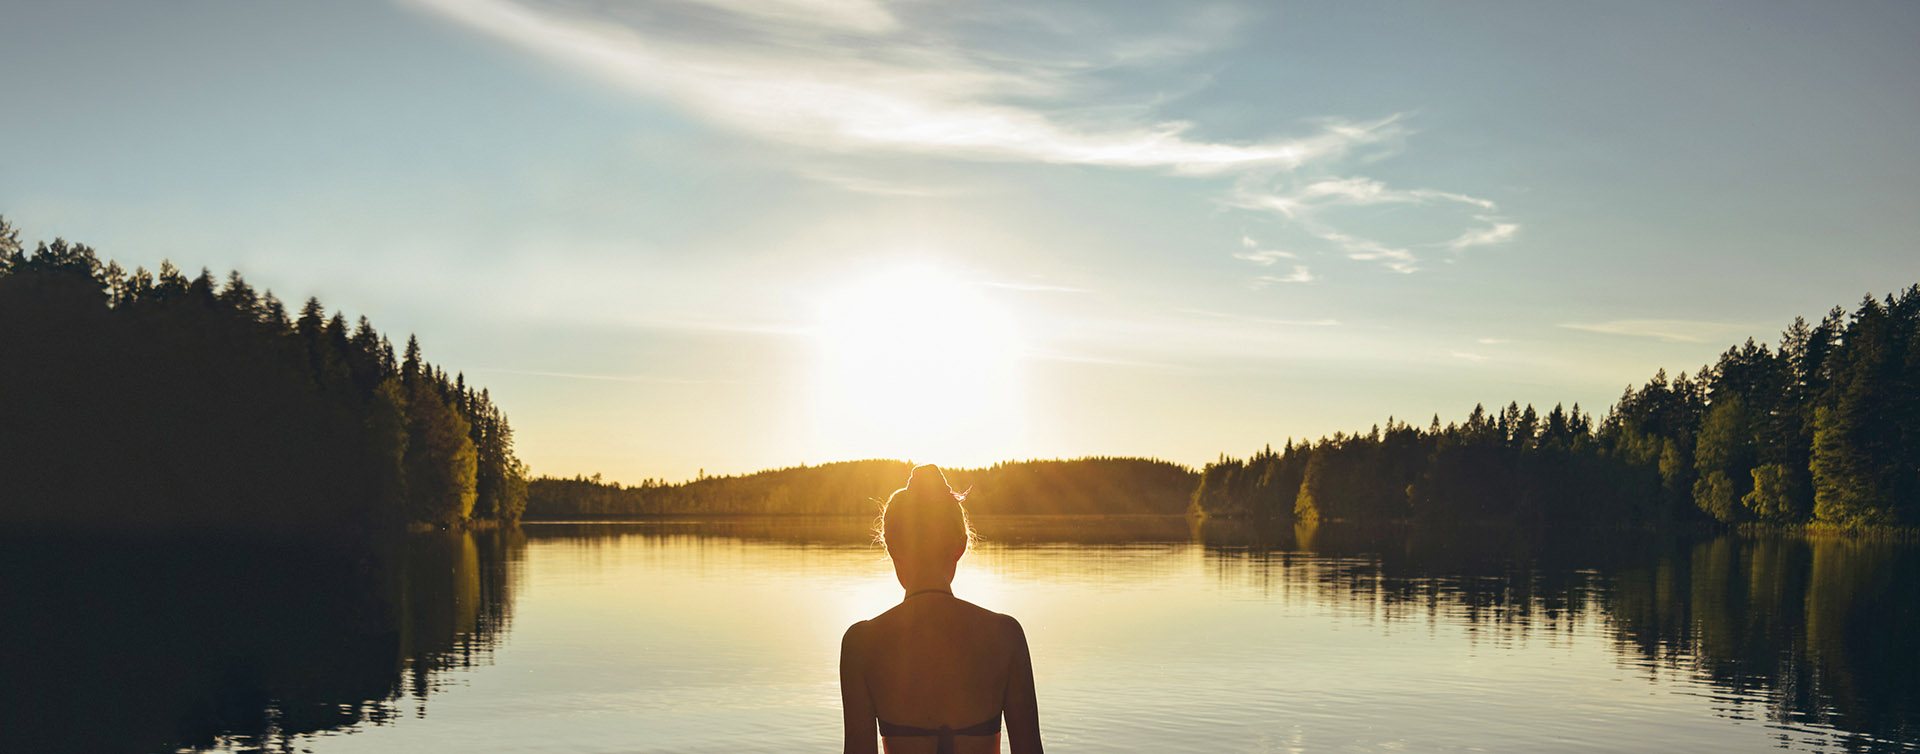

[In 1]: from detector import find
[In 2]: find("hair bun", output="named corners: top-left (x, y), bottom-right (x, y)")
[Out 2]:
top-left (906, 464), bottom-right (951, 496)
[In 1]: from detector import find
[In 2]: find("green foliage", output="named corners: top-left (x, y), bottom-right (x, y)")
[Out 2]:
top-left (1692, 395), bottom-right (1753, 522)
top-left (405, 378), bottom-right (478, 526)
top-left (1194, 286), bottom-right (1920, 530)
top-left (1693, 471), bottom-right (1740, 524)
top-left (1743, 463), bottom-right (1800, 522)
top-left (0, 216), bottom-right (526, 532)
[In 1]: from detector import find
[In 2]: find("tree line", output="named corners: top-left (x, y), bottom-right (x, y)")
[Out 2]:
top-left (1195, 286), bottom-right (1920, 529)
top-left (0, 217), bottom-right (527, 533)
top-left (525, 457), bottom-right (1197, 518)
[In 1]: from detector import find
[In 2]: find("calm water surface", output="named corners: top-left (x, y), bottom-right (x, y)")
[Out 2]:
top-left (4, 518), bottom-right (1916, 753)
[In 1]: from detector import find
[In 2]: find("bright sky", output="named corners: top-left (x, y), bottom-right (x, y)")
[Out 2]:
top-left (4, 1), bottom-right (1918, 484)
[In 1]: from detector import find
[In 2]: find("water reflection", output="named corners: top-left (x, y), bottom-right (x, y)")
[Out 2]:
top-left (525, 518), bottom-right (1919, 751)
top-left (2, 520), bottom-right (1914, 753)
top-left (1195, 520), bottom-right (1920, 750)
top-left (0, 530), bottom-right (524, 754)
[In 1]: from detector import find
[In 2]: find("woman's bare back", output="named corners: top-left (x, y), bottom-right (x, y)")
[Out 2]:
top-left (842, 594), bottom-right (1041, 754)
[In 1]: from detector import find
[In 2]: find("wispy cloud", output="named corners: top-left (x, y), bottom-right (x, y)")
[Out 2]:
top-left (1233, 249), bottom-right (1297, 265)
top-left (1560, 319), bottom-right (1743, 343)
top-left (406, 0), bottom-right (1390, 173)
top-left (1230, 175), bottom-right (1518, 274)
top-left (796, 164), bottom-right (966, 197)
top-left (1312, 228), bottom-right (1416, 274)
top-left (1475, 336), bottom-right (1510, 345)
top-left (1450, 351), bottom-right (1489, 363)
top-left (681, 0), bottom-right (901, 34)
top-left (1446, 218), bottom-right (1520, 250)
top-left (408, 0), bottom-right (1513, 278)
top-left (1233, 233), bottom-right (1298, 272)
top-left (1253, 265), bottom-right (1316, 286)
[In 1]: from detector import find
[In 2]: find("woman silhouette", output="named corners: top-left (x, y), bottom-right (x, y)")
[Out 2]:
top-left (840, 464), bottom-right (1043, 754)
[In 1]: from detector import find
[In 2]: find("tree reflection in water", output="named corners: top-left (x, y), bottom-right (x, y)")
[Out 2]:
top-left (533, 513), bottom-right (1918, 752)
top-left (0, 529), bottom-right (524, 754)
top-left (1196, 520), bottom-right (1920, 751)
top-left (2, 519), bottom-right (1912, 752)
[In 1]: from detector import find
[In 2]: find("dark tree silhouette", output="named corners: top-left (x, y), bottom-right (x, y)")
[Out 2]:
top-left (1195, 286), bottom-right (1920, 530)
top-left (0, 216), bottom-right (528, 533)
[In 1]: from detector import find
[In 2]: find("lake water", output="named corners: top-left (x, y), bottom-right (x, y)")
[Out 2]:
top-left (3, 518), bottom-right (1916, 753)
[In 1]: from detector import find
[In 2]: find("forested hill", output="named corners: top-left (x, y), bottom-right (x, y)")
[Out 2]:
top-left (525, 457), bottom-right (1198, 518)
top-left (0, 217), bottom-right (528, 534)
top-left (1196, 286), bottom-right (1920, 530)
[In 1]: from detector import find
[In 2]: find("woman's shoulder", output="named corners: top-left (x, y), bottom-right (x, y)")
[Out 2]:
top-left (989, 610), bottom-right (1027, 641)
top-left (842, 617), bottom-right (874, 650)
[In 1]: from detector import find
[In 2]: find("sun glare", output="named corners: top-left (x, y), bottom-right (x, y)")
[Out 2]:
top-left (811, 263), bottom-right (1027, 465)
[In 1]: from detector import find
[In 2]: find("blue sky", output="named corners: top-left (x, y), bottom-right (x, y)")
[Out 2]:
top-left (4, 0), bottom-right (1918, 483)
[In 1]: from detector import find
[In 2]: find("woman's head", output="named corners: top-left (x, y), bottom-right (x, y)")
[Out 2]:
top-left (877, 464), bottom-right (975, 567)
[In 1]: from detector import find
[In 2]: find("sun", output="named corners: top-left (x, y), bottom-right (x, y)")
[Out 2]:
top-left (810, 263), bottom-right (1027, 465)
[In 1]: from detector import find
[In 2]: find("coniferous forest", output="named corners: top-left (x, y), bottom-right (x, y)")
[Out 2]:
top-left (1196, 287), bottom-right (1920, 530)
top-left (5, 212), bottom-right (1916, 535)
top-left (0, 218), bottom-right (527, 534)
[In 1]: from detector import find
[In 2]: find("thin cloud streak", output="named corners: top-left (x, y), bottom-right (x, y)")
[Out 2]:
top-left (1253, 265), bottom-right (1316, 286)
top-left (1233, 249), bottom-right (1297, 265)
top-left (678, 0), bottom-right (900, 34)
top-left (1560, 319), bottom-right (1743, 343)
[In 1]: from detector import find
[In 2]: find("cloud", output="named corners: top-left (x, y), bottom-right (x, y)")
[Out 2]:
top-left (1230, 175), bottom-right (1517, 274)
top-left (406, 0), bottom-right (1392, 172)
top-left (796, 164), bottom-right (965, 197)
top-left (408, 0), bottom-right (1514, 277)
top-left (1450, 351), bottom-right (1489, 362)
top-left (1288, 177), bottom-right (1498, 210)
top-left (1233, 249), bottom-right (1296, 265)
top-left (1446, 218), bottom-right (1519, 250)
top-left (1314, 229), bottom-right (1417, 274)
top-left (1560, 319), bottom-right (1742, 343)
top-left (677, 0), bottom-right (900, 34)
top-left (1233, 233), bottom-right (1297, 274)
top-left (1253, 265), bottom-right (1315, 286)
top-left (1475, 336), bottom-right (1510, 345)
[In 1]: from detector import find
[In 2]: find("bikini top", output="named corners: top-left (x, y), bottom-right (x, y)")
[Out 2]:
top-left (876, 715), bottom-right (1002, 754)
top-left (873, 588), bottom-right (1004, 754)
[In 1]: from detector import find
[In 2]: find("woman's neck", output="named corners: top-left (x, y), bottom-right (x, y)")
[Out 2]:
top-left (896, 568), bottom-right (956, 596)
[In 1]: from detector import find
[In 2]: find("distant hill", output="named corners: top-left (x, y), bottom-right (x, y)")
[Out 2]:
top-left (525, 457), bottom-right (1198, 519)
